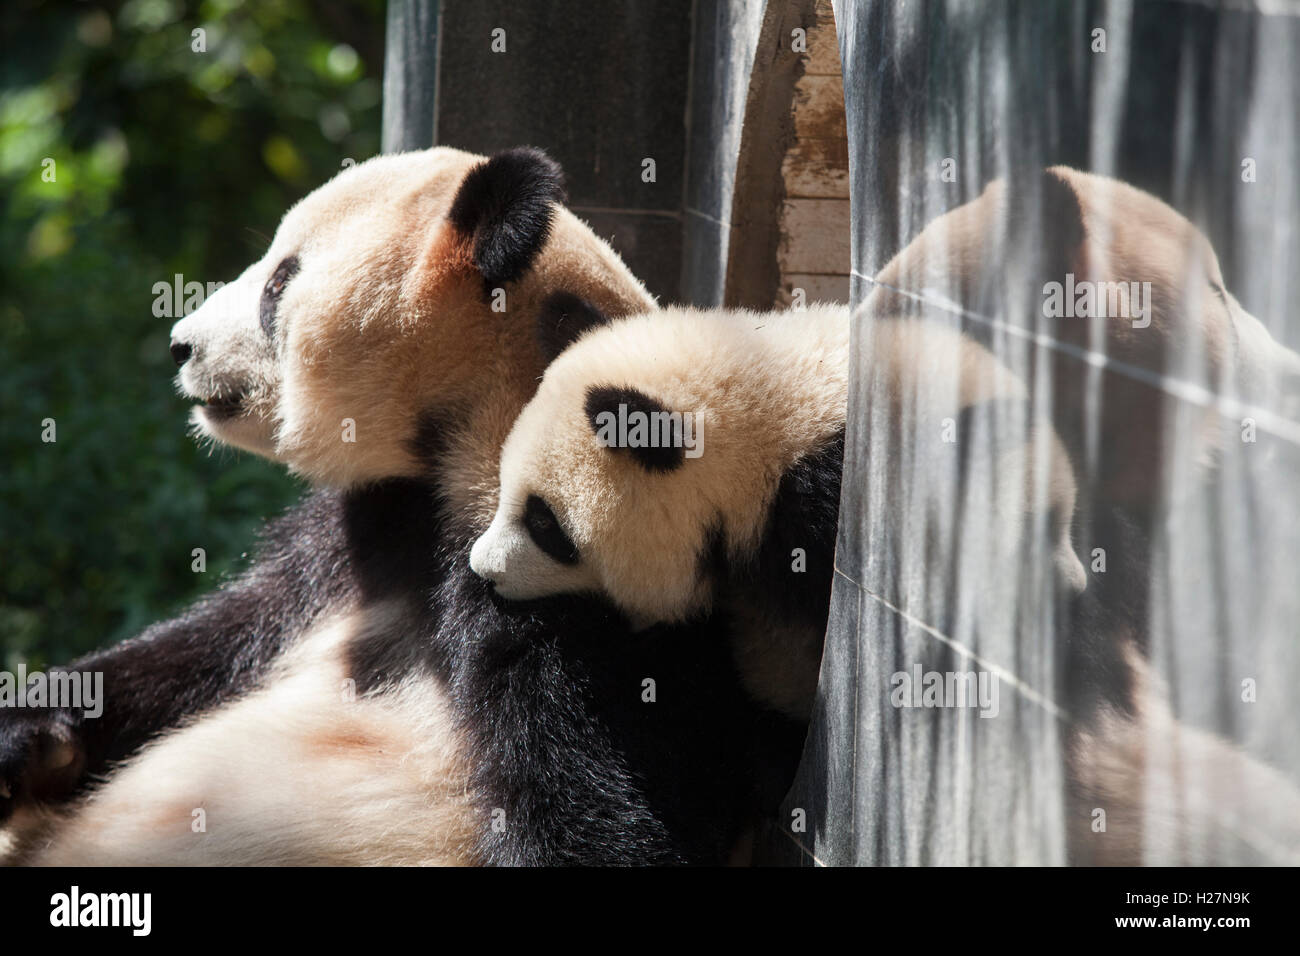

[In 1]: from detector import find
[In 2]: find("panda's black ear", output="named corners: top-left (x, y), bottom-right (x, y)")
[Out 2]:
top-left (448, 147), bottom-right (566, 286)
top-left (536, 292), bottom-right (610, 365)
top-left (584, 385), bottom-right (686, 473)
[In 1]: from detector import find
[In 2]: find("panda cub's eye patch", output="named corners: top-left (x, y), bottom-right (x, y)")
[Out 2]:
top-left (523, 494), bottom-right (579, 565)
top-left (260, 255), bottom-right (300, 338)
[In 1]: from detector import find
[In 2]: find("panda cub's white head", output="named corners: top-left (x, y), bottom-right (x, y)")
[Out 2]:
top-left (470, 295), bottom-right (853, 629)
top-left (471, 294), bottom-right (1089, 636)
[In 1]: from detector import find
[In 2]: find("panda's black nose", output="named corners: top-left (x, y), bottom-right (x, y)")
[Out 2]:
top-left (170, 341), bottom-right (193, 366)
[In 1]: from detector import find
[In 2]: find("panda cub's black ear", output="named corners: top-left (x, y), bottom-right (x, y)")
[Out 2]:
top-left (448, 147), bottom-right (566, 286)
top-left (536, 292), bottom-right (610, 365)
top-left (584, 385), bottom-right (687, 473)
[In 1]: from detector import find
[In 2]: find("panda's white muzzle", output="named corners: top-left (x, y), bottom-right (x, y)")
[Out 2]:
top-left (168, 266), bottom-right (278, 455)
top-left (470, 513), bottom-right (585, 600)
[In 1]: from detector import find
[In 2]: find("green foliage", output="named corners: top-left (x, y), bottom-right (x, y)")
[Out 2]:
top-left (0, 0), bottom-right (384, 667)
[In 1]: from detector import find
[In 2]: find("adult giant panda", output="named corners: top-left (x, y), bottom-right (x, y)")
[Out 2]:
top-left (0, 147), bottom-right (790, 865)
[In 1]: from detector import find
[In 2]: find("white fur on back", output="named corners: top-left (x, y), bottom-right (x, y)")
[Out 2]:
top-left (22, 605), bottom-right (478, 866)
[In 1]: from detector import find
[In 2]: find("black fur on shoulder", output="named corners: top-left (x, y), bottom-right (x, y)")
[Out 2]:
top-left (344, 538), bottom-right (783, 865)
top-left (584, 385), bottom-right (687, 473)
top-left (407, 406), bottom-right (453, 476)
top-left (535, 291), bottom-right (611, 365)
top-left (741, 430), bottom-right (845, 633)
top-left (0, 480), bottom-right (445, 821)
top-left (2, 469), bottom-right (789, 866)
top-left (448, 146), bottom-right (566, 288)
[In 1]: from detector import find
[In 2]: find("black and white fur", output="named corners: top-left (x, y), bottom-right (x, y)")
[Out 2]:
top-left (0, 148), bottom-right (786, 865)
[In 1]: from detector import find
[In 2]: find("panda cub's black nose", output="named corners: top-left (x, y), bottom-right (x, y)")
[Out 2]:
top-left (170, 341), bottom-right (193, 366)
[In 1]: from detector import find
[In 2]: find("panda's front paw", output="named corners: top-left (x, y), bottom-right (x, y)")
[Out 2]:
top-left (0, 710), bottom-right (83, 822)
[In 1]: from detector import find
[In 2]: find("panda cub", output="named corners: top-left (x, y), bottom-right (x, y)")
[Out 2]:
top-left (471, 296), bottom-right (1085, 719)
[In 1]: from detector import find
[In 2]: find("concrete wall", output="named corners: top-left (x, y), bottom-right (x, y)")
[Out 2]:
top-left (384, 0), bottom-right (845, 311)
top-left (384, 0), bottom-right (693, 302)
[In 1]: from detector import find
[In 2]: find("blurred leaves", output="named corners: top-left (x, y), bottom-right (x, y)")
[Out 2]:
top-left (0, 0), bottom-right (383, 665)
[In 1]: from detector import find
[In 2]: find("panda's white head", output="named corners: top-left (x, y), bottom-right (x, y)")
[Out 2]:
top-left (470, 295), bottom-right (1089, 634)
top-left (467, 367), bottom-right (719, 628)
top-left (470, 297), bottom-right (852, 628)
top-left (169, 146), bottom-right (654, 490)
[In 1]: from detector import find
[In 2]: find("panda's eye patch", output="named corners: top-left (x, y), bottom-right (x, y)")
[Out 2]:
top-left (260, 255), bottom-right (300, 338)
top-left (523, 494), bottom-right (579, 565)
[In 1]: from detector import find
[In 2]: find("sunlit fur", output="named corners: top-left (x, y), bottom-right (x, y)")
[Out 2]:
top-left (4, 148), bottom-right (658, 866)
top-left (14, 606), bottom-right (477, 866)
top-left (171, 147), bottom-right (654, 500)
top-left (477, 305), bottom-right (850, 621)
